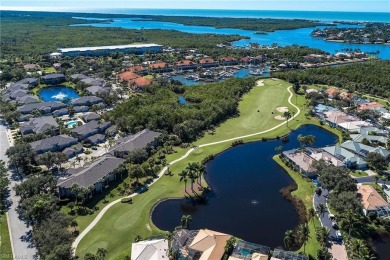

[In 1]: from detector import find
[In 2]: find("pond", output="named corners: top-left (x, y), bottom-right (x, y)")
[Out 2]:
top-left (151, 125), bottom-right (338, 248)
top-left (38, 85), bottom-right (79, 102)
top-left (73, 18), bottom-right (390, 59)
top-left (372, 236), bottom-right (390, 259)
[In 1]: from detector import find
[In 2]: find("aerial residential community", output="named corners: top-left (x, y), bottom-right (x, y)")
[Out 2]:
top-left (0, 2), bottom-right (390, 260)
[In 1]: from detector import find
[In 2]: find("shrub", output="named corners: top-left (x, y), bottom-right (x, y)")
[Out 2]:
top-left (121, 197), bottom-right (133, 204)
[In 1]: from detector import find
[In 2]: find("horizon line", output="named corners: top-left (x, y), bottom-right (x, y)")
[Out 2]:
top-left (0, 7), bottom-right (388, 14)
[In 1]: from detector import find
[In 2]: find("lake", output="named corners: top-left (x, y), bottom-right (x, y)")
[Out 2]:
top-left (151, 124), bottom-right (338, 248)
top-left (73, 18), bottom-right (390, 59)
top-left (38, 86), bottom-right (79, 102)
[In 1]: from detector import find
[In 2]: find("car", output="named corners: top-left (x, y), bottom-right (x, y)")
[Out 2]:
top-left (332, 220), bottom-right (339, 229)
top-left (335, 231), bottom-right (342, 241)
top-left (92, 146), bottom-right (98, 150)
top-left (328, 214), bottom-right (335, 221)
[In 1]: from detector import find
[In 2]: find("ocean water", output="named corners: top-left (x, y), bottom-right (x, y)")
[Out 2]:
top-left (91, 9), bottom-right (390, 23)
top-left (73, 17), bottom-right (390, 59)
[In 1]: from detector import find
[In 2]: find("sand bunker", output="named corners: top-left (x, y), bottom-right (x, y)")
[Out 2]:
top-left (276, 106), bottom-right (289, 113)
top-left (256, 80), bottom-right (264, 86)
top-left (274, 115), bottom-right (285, 120)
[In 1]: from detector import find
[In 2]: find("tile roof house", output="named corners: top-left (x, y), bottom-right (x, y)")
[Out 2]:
top-left (132, 77), bottom-right (152, 90)
top-left (313, 104), bottom-right (338, 118)
top-left (282, 148), bottom-right (345, 177)
top-left (80, 77), bottom-right (104, 86)
top-left (71, 120), bottom-right (111, 140)
top-left (220, 56), bottom-right (239, 66)
top-left (16, 95), bottom-right (41, 104)
top-left (325, 87), bottom-right (340, 98)
top-left (86, 133), bottom-right (106, 144)
top-left (17, 102), bottom-right (67, 115)
top-left (30, 134), bottom-right (78, 154)
top-left (14, 78), bottom-right (38, 87)
top-left (62, 143), bottom-right (83, 158)
top-left (350, 134), bottom-right (387, 146)
top-left (148, 62), bottom-right (172, 73)
top-left (323, 110), bottom-right (360, 128)
top-left (118, 71), bottom-right (141, 82)
top-left (86, 85), bottom-right (108, 95)
top-left (82, 112), bottom-right (101, 122)
top-left (357, 185), bottom-right (390, 216)
top-left (70, 74), bottom-right (88, 82)
top-left (198, 58), bottom-right (219, 68)
top-left (337, 120), bottom-right (372, 132)
top-left (187, 229), bottom-right (232, 260)
top-left (71, 96), bottom-right (104, 107)
top-left (357, 102), bottom-right (385, 112)
top-left (113, 129), bottom-right (162, 158)
top-left (340, 140), bottom-right (390, 159)
top-left (322, 145), bottom-right (367, 169)
top-left (41, 73), bottom-right (66, 85)
top-left (57, 154), bottom-right (125, 197)
top-left (131, 239), bottom-right (168, 260)
top-left (176, 60), bottom-right (197, 70)
top-left (20, 116), bottom-right (59, 136)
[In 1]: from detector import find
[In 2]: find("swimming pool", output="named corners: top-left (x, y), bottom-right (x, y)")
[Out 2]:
top-left (66, 120), bottom-right (79, 128)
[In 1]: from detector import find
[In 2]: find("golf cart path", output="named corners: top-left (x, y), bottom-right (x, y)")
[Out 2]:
top-left (72, 86), bottom-right (300, 253)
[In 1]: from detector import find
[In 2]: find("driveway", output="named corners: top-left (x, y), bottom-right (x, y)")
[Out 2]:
top-left (0, 122), bottom-right (37, 259)
top-left (313, 189), bottom-right (348, 260)
top-left (353, 176), bottom-right (390, 185)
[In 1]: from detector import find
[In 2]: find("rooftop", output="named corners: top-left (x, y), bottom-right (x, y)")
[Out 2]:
top-left (131, 239), bottom-right (168, 260)
top-left (357, 185), bottom-right (389, 211)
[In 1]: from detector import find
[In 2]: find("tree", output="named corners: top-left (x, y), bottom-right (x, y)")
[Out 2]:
top-left (186, 163), bottom-right (198, 193)
top-left (224, 237), bottom-right (236, 255)
top-left (126, 164), bottom-right (145, 183)
top-left (308, 208), bottom-right (316, 228)
top-left (284, 229), bottom-right (295, 250)
top-left (315, 226), bottom-right (330, 246)
top-left (178, 169), bottom-right (188, 193)
top-left (0, 160), bottom-right (10, 207)
top-left (283, 111), bottom-right (292, 127)
top-left (317, 246), bottom-right (332, 260)
top-left (340, 210), bottom-right (359, 237)
top-left (297, 134), bottom-right (316, 148)
top-left (71, 219), bottom-right (78, 233)
top-left (180, 214), bottom-right (192, 229)
top-left (6, 142), bottom-right (35, 172)
top-left (134, 235), bottom-right (143, 242)
top-left (316, 203), bottom-right (327, 218)
top-left (96, 248), bottom-right (108, 260)
top-left (366, 152), bottom-right (387, 173)
top-left (298, 223), bottom-right (310, 253)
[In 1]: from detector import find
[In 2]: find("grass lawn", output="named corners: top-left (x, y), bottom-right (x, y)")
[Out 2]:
top-left (0, 213), bottom-right (13, 260)
top-left (350, 170), bottom-right (368, 178)
top-left (274, 156), bottom-right (322, 258)
top-left (75, 78), bottom-right (342, 259)
top-left (42, 67), bottom-right (56, 73)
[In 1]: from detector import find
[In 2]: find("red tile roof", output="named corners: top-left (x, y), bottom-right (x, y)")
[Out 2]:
top-left (357, 102), bottom-right (385, 111)
top-left (118, 71), bottom-right (141, 82)
top-left (199, 58), bottom-right (216, 64)
top-left (128, 66), bottom-right (146, 73)
top-left (133, 77), bottom-right (152, 88)
top-left (176, 60), bottom-right (194, 66)
top-left (149, 62), bottom-right (167, 69)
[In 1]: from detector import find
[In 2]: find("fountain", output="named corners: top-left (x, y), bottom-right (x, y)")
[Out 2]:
top-left (51, 91), bottom-right (68, 100)
top-left (38, 86), bottom-right (79, 102)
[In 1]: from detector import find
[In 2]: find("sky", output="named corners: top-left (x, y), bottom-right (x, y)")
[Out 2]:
top-left (1, 0), bottom-right (389, 12)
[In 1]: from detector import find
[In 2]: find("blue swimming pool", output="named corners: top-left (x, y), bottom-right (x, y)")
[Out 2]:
top-left (38, 86), bottom-right (79, 102)
top-left (66, 120), bottom-right (79, 128)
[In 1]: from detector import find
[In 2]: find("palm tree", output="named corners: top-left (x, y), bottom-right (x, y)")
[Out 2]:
top-left (308, 208), bottom-right (316, 228)
top-left (283, 111), bottom-right (292, 127)
top-left (180, 215), bottom-right (192, 229)
top-left (196, 163), bottom-right (207, 187)
top-left (284, 229), bottom-right (295, 250)
top-left (224, 237), bottom-right (236, 255)
top-left (298, 223), bottom-right (310, 253)
top-left (316, 203), bottom-right (327, 219)
top-left (340, 210), bottom-right (358, 237)
top-left (178, 169), bottom-right (188, 194)
top-left (315, 226), bottom-right (330, 246)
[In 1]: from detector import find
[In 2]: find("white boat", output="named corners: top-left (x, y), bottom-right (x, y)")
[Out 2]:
top-left (250, 69), bottom-right (263, 75)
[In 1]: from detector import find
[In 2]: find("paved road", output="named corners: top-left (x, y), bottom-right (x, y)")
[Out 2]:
top-left (73, 86), bottom-right (301, 253)
top-left (313, 189), bottom-right (337, 238)
top-left (313, 189), bottom-right (348, 260)
top-left (353, 176), bottom-right (390, 185)
top-left (0, 122), bottom-right (37, 259)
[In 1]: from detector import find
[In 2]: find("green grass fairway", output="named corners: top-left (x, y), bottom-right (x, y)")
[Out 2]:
top-left (196, 78), bottom-right (296, 144)
top-left (75, 78), bottom-right (340, 259)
